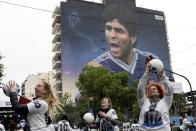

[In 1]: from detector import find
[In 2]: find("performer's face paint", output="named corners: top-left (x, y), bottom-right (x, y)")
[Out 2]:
top-left (149, 86), bottom-right (160, 97)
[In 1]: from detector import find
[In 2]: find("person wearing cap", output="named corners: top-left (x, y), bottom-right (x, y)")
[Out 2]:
top-left (137, 62), bottom-right (174, 131)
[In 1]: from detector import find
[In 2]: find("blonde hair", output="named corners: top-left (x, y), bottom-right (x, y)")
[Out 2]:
top-left (37, 81), bottom-right (62, 115)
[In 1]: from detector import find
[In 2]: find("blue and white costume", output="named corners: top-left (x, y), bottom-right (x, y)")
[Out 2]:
top-left (137, 72), bottom-right (174, 131)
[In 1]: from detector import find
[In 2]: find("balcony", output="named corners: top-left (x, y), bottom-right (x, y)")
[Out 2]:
top-left (52, 23), bottom-right (61, 35)
top-left (56, 92), bottom-right (62, 97)
top-left (52, 79), bottom-right (62, 89)
top-left (52, 60), bottom-right (61, 69)
top-left (52, 6), bottom-right (60, 18)
top-left (53, 69), bottom-right (61, 79)
top-left (52, 33), bottom-right (61, 44)
top-left (52, 15), bottom-right (61, 27)
top-left (56, 90), bottom-right (62, 94)
top-left (52, 50), bottom-right (61, 61)
top-left (52, 42), bottom-right (61, 52)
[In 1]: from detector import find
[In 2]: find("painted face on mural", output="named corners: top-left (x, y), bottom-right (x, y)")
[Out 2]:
top-left (105, 19), bottom-right (137, 62)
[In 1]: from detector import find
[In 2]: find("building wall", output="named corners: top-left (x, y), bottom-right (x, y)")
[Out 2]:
top-left (22, 71), bottom-right (54, 100)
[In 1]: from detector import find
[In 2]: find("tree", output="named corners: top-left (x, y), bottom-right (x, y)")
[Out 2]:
top-left (56, 93), bottom-right (79, 125)
top-left (76, 66), bottom-right (138, 121)
top-left (170, 93), bottom-right (186, 116)
top-left (132, 101), bottom-right (140, 121)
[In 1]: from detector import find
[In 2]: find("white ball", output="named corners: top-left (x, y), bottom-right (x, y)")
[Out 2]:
top-left (83, 113), bottom-right (94, 123)
top-left (2, 82), bottom-right (11, 97)
top-left (149, 59), bottom-right (164, 73)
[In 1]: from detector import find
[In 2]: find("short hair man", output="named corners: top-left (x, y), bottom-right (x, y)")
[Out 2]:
top-left (137, 63), bottom-right (173, 131)
top-left (88, 4), bottom-right (158, 86)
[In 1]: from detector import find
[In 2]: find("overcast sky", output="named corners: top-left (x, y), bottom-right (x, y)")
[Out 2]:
top-left (0, 0), bottom-right (196, 100)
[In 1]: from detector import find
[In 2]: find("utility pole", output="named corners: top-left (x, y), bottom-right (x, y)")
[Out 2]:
top-left (165, 69), bottom-right (195, 116)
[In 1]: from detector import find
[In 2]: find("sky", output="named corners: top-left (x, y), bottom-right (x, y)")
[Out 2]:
top-left (0, 0), bottom-right (196, 100)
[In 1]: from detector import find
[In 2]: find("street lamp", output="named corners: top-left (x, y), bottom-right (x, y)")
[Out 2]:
top-left (165, 69), bottom-right (195, 116)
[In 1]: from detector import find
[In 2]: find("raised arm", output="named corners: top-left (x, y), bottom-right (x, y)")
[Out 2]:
top-left (9, 81), bottom-right (29, 113)
top-left (137, 63), bottom-right (151, 99)
top-left (157, 71), bottom-right (174, 96)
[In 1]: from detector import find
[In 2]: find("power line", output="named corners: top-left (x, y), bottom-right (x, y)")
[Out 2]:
top-left (0, 0), bottom-right (162, 28)
top-left (1, 0), bottom-right (196, 29)
top-left (161, 44), bottom-right (196, 61)
top-left (168, 26), bottom-right (196, 29)
top-left (0, 0), bottom-right (55, 13)
top-left (175, 62), bottom-right (196, 72)
top-left (2, 0), bottom-right (196, 64)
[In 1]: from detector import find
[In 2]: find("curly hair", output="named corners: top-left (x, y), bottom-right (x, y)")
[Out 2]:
top-left (146, 82), bottom-right (165, 99)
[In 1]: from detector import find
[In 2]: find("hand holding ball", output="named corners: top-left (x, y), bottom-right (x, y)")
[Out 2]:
top-left (149, 59), bottom-right (164, 74)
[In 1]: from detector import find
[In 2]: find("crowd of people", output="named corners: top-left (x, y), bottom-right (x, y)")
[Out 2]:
top-left (0, 115), bottom-right (27, 131)
top-left (1, 112), bottom-right (196, 131)
top-left (1, 62), bottom-right (173, 131)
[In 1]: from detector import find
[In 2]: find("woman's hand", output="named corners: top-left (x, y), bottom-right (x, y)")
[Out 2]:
top-left (145, 63), bottom-right (151, 73)
top-left (9, 80), bottom-right (17, 92)
top-left (158, 70), bottom-right (165, 78)
top-left (98, 111), bottom-right (107, 118)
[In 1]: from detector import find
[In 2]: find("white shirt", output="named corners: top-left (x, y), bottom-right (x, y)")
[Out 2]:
top-left (137, 73), bottom-right (174, 131)
top-left (57, 120), bottom-right (71, 131)
top-left (181, 118), bottom-right (191, 131)
top-left (27, 100), bottom-right (49, 131)
top-left (138, 96), bottom-right (172, 131)
top-left (49, 124), bottom-right (56, 131)
top-left (95, 108), bottom-right (119, 131)
top-left (0, 124), bottom-right (5, 131)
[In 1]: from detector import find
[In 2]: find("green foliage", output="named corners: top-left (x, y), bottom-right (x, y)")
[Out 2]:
top-left (170, 93), bottom-right (186, 116)
top-left (132, 101), bottom-right (140, 120)
top-left (59, 93), bottom-right (76, 113)
top-left (77, 96), bottom-right (90, 117)
top-left (76, 66), bottom-right (138, 121)
top-left (56, 93), bottom-right (78, 125)
top-left (76, 95), bottom-right (93, 127)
